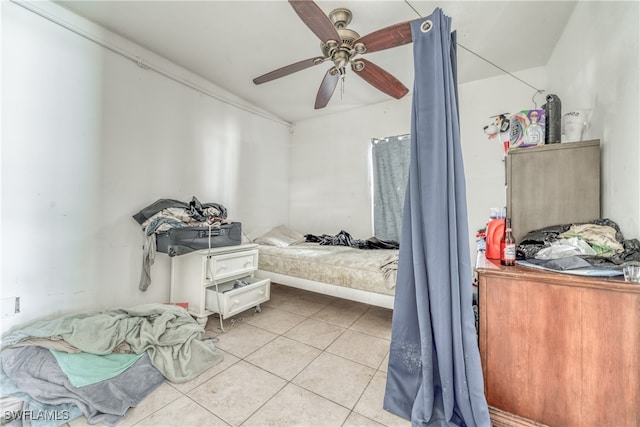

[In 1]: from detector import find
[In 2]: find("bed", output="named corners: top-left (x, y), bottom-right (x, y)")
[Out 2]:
top-left (251, 227), bottom-right (398, 309)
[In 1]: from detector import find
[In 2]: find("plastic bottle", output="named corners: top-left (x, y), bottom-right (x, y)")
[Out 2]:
top-left (485, 208), bottom-right (505, 260)
top-left (500, 218), bottom-right (516, 266)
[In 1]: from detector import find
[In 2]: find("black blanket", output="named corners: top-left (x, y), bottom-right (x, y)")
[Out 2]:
top-left (305, 230), bottom-right (399, 250)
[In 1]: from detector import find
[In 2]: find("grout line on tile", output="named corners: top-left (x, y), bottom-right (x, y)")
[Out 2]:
top-left (285, 342), bottom-right (330, 384)
top-left (283, 381), bottom-right (357, 415)
top-left (183, 286), bottom-right (395, 427)
top-left (341, 410), bottom-right (382, 427)
top-left (349, 368), bottom-right (379, 420)
top-left (235, 379), bottom-right (289, 426)
top-left (129, 385), bottom-right (184, 427)
top-left (303, 350), bottom-right (382, 380)
top-left (319, 326), bottom-right (348, 350)
top-left (187, 395), bottom-right (233, 426)
top-left (376, 350), bottom-right (390, 372)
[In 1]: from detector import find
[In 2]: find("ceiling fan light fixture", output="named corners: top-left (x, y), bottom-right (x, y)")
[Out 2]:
top-left (333, 50), bottom-right (349, 70)
top-left (321, 40), bottom-right (341, 58)
top-left (352, 61), bottom-right (365, 72)
top-left (324, 40), bottom-right (339, 50)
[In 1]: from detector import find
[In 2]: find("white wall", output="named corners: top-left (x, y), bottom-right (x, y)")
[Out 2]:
top-left (546, 0), bottom-right (639, 240)
top-left (3, 1), bottom-right (637, 335)
top-left (290, 67), bottom-right (546, 258)
top-left (290, 2), bottom-right (640, 257)
top-left (1, 2), bottom-right (290, 334)
top-left (290, 98), bottom-right (412, 238)
top-left (459, 67), bottom-right (547, 257)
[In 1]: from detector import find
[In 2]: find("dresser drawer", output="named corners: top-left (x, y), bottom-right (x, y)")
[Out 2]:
top-left (205, 277), bottom-right (270, 318)
top-left (204, 249), bottom-right (258, 283)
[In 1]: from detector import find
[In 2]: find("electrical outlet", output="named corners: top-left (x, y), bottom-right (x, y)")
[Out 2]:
top-left (1, 297), bottom-right (20, 317)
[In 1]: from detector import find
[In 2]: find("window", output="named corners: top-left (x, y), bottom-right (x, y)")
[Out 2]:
top-left (370, 134), bottom-right (410, 241)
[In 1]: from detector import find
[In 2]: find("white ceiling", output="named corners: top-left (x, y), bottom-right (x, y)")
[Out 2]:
top-left (55, 0), bottom-right (577, 123)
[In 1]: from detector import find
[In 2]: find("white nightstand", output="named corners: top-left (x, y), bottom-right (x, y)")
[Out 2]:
top-left (169, 243), bottom-right (270, 326)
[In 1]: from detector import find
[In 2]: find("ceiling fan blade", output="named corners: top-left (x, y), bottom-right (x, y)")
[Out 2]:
top-left (351, 58), bottom-right (409, 99)
top-left (354, 21), bottom-right (413, 54)
top-left (315, 68), bottom-right (340, 109)
top-left (253, 57), bottom-right (325, 85)
top-left (289, 0), bottom-right (340, 43)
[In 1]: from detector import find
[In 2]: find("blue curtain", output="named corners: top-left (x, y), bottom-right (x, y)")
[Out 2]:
top-left (383, 9), bottom-right (490, 427)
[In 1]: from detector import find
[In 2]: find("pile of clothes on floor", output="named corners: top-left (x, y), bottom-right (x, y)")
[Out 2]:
top-left (516, 218), bottom-right (640, 274)
top-left (0, 303), bottom-right (223, 426)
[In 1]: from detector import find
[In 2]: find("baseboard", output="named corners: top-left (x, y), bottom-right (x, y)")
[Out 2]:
top-left (489, 407), bottom-right (548, 427)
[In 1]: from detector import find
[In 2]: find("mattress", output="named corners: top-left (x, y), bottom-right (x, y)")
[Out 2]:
top-left (257, 242), bottom-right (398, 296)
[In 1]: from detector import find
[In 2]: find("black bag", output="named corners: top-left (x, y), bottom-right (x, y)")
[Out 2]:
top-left (156, 222), bottom-right (241, 257)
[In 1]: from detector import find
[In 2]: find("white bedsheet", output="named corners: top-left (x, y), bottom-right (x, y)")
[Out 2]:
top-left (257, 242), bottom-right (398, 296)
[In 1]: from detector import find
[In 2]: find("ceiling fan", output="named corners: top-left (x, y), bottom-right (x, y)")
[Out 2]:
top-left (253, 0), bottom-right (414, 109)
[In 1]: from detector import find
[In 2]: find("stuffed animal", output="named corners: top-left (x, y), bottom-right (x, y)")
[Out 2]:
top-left (483, 113), bottom-right (510, 138)
top-left (483, 113), bottom-right (510, 154)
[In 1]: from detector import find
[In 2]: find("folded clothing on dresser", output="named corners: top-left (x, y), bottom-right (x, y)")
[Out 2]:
top-left (517, 218), bottom-right (640, 275)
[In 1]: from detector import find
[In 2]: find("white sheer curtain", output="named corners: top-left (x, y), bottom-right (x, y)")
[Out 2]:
top-left (371, 134), bottom-right (410, 241)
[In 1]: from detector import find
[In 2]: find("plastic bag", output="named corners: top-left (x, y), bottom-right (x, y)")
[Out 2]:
top-left (534, 237), bottom-right (596, 260)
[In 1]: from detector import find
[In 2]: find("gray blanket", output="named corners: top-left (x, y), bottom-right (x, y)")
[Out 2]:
top-left (1, 346), bottom-right (164, 426)
top-left (1, 303), bottom-right (223, 383)
top-left (0, 364), bottom-right (82, 427)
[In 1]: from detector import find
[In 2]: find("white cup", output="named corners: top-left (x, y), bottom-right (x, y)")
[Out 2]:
top-left (562, 110), bottom-right (591, 142)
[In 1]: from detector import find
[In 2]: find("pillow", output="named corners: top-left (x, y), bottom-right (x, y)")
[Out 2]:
top-left (254, 225), bottom-right (304, 247)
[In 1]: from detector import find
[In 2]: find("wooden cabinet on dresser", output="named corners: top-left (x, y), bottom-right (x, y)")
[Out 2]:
top-left (476, 257), bottom-right (640, 427)
top-left (506, 139), bottom-right (600, 244)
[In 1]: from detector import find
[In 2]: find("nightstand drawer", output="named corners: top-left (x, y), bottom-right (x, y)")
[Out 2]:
top-left (204, 249), bottom-right (258, 283)
top-left (205, 277), bottom-right (270, 318)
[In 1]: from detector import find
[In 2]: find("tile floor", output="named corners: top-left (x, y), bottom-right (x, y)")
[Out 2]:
top-left (67, 284), bottom-right (410, 427)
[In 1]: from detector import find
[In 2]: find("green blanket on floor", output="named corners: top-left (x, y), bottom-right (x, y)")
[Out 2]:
top-left (1, 303), bottom-right (222, 383)
top-left (50, 350), bottom-right (144, 387)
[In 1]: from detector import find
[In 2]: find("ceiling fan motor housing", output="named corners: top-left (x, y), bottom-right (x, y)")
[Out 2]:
top-left (320, 28), bottom-right (360, 58)
top-left (328, 8), bottom-right (352, 29)
top-left (321, 9), bottom-right (361, 72)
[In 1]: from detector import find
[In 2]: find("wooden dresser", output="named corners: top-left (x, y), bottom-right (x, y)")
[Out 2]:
top-left (476, 257), bottom-right (640, 427)
top-left (170, 243), bottom-right (270, 326)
